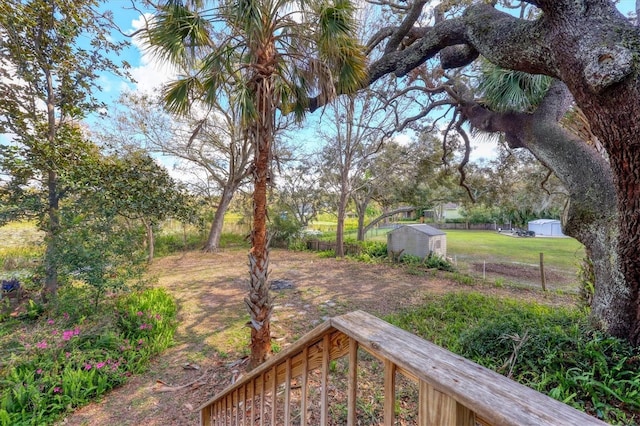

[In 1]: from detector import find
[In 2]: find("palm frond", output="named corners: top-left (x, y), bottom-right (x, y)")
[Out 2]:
top-left (276, 78), bottom-right (308, 122)
top-left (147, 3), bottom-right (213, 67)
top-left (315, 0), bottom-right (367, 95)
top-left (477, 61), bottom-right (552, 113)
top-left (162, 76), bottom-right (202, 115)
top-left (198, 44), bottom-right (238, 99)
top-left (227, 0), bottom-right (271, 44)
top-left (231, 79), bottom-right (258, 126)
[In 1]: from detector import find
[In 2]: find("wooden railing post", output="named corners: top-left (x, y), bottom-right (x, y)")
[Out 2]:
top-left (284, 358), bottom-right (291, 426)
top-left (270, 365), bottom-right (277, 425)
top-left (300, 346), bottom-right (309, 426)
top-left (259, 372), bottom-right (265, 426)
top-left (347, 339), bottom-right (358, 426)
top-left (419, 381), bottom-right (474, 426)
top-left (384, 359), bottom-right (396, 426)
top-left (320, 334), bottom-right (330, 425)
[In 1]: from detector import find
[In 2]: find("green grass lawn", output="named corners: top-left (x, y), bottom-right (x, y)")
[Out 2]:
top-left (444, 230), bottom-right (584, 270)
top-left (352, 227), bottom-right (583, 268)
top-left (342, 227), bottom-right (584, 290)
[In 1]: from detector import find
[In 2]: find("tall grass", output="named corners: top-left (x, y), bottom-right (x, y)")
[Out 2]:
top-left (0, 223), bottom-right (43, 288)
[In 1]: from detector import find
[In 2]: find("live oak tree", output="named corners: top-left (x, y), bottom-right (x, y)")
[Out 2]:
top-left (146, 0), bottom-right (366, 367)
top-left (332, 0), bottom-right (640, 344)
top-left (0, 0), bottom-right (128, 299)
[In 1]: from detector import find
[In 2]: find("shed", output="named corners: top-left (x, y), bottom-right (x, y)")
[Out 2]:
top-left (387, 224), bottom-right (447, 259)
top-left (527, 219), bottom-right (565, 237)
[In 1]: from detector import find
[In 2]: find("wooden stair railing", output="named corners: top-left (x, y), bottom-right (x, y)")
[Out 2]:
top-left (199, 310), bottom-right (606, 425)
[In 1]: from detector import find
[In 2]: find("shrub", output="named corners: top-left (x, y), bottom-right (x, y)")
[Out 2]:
top-left (423, 254), bottom-right (456, 272)
top-left (0, 288), bottom-right (177, 426)
top-left (154, 232), bottom-right (205, 256)
top-left (349, 241), bottom-right (387, 263)
top-left (269, 214), bottom-right (303, 248)
top-left (398, 253), bottom-right (455, 272)
top-left (386, 293), bottom-right (640, 425)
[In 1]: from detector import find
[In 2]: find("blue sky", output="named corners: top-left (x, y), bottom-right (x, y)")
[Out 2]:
top-left (6, 1), bottom-right (638, 162)
top-left (96, 3), bottom-right (170, 105)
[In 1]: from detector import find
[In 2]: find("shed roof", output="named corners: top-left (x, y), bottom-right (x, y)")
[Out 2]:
top-left (392, 224), bottom-right (445, 236)
top-left (528, 219), bottom-right (561, 225)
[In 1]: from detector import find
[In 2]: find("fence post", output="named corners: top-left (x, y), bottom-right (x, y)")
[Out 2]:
top-left (539, 253), bottom-right (547, 291)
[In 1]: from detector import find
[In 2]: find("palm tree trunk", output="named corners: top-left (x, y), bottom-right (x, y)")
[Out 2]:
top-left (246, 70), bottom-right (275, 370)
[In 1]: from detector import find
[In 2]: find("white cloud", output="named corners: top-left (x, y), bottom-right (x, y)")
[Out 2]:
top-left (469, 140), bottom-right (499, 162)
top-left (392, 133), bottom-right (412, 146)
top-left (127, 13), bottom-right (179, 94)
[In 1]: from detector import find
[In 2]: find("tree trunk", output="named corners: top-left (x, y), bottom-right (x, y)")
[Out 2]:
top-left (461, 81), bottom-right (622, 340)
top-left (43, 64), bottom-right (59, 302)
top-left (356, 202), bottom-right (366, 241)
top-left (587, 105), bottom-right (640, 343)
top-left (353, 191), bottom-right (373, 241)
top-left (362, 206), bottom-right (417, 236)
top-left (143, 219), bottom-right (155, 264)
top-left (43, 168), bottom-right (59, 301)
top-left (245, 61), bottom-right (275, 369)
top-left (335, 189), bottom-right (347, 257)
top-left (203, 186), bottom-right (235, 252)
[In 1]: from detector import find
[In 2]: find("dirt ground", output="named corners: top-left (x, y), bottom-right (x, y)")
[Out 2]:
top-left (57, 248), bottom-right (578, 426)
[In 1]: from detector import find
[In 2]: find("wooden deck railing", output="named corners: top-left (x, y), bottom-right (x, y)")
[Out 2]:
top-left (199, 310), bottom-right (606, 425)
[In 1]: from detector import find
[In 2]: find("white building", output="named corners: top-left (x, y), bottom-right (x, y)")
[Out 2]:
top-left (527, 219), bottom-right (565, 237)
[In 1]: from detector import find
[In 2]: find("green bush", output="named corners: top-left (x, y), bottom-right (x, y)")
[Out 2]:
top-left (154, 232), bottom-right (206, 257)
top-left (423, 254), bottom-right (456, 272)
top-left (386, 293), bottom-right (640, 425)
top-left (349, 241), bottom-right (387, 263)
top-left (397, 253), bottom-right (455, 272)
top-left (269, 214), bottom-right (303, 248)
top-left (0, 288), bottom-right (177, 426)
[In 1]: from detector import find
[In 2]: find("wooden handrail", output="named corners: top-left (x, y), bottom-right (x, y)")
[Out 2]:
top-left (199, 310), bottom-right (607, 425)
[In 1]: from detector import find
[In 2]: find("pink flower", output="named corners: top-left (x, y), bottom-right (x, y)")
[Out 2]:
top-left (73, 328), bottom-right (80, 336)
top-left (36, 341), bottom-right (48, 349)
top-left (65, 352), bottom-right (71, 358)
top-left (96, 362), bottom-right (106, 369)
top-left (62, 330), bottom-right (74, 341)
top-left (84, 363), bottom-right (92, 371)
top-left (52, 330), bottom-right (58, 335)
top-left (155, 314), bottom-right (162, 320)
top-left (53, 387), bottom-right (61, 393)
top-left (36, 369), bottom-right (43, 374)
top-left (63, 312), bottom-right (69, 320)
top-left (136, 311), bottom-right (143, 316)
top-left (47, 319), bottom-right (54, 325)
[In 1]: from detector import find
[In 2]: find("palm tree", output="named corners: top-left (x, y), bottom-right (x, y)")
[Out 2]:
top-left (147, 0), bottom-right (366, 368)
